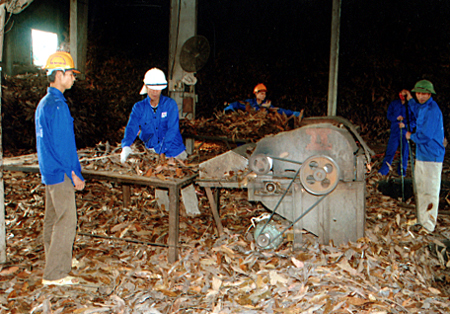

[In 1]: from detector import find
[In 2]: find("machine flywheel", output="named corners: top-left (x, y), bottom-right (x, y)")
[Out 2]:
top-left (299, 155), bottom-right (340, 195)
top-left (248, 154), bottom-right (272, 175)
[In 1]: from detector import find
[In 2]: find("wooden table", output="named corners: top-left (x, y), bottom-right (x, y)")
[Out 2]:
top-left (2, 157), bottom-right (197, 263)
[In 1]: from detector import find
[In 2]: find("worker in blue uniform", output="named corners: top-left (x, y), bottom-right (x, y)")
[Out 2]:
top-left (403, 80), bottom-right (445, 233)
top-left (35, 51), bottom-right (85, 286)
top-left (378, 93), bottom-right (416, 176)
top-left (224, 83), bottom-right (301, 117)
top-left (120, 68), bottom-right (187, 163)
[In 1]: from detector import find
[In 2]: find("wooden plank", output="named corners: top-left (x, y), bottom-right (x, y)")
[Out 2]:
top-left (2, 153), bottom-right (38, 165)
top-left (184, 134), bottom-right (250, 144)
top-left (196, 180), bottom-right (247, 189)
top-left (2, 164), bottom-right (197, 189)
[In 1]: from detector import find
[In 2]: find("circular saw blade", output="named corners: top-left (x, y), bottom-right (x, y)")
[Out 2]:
top-left (180, 35), bottom-right (210, 73)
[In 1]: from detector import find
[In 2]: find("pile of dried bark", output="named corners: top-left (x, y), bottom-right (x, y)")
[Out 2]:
top-left (78, 142), bottom-right (198, 180)
top-left (1, 53), bottom-right (148, 153)
top-left (2, 145), bottom-right (450, 313)
top-left (180, 109), bottom-right (304, 142)
top-left (1, 72), bottom-right (48, 152)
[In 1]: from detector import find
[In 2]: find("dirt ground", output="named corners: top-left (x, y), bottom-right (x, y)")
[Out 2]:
top-left (1, 140), bottom-right (450, 314)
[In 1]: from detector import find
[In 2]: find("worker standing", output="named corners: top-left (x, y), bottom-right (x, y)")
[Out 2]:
top-left (120, 68), bottom-right (187, 162)
top-left (378, 93), bottom-right (416, 176)
top-left (35, 51), bottom-right (85, 286)
top-left (403, 80), bottom-right (445, 233)
top-left (224, 83), bottom-right (301, 117)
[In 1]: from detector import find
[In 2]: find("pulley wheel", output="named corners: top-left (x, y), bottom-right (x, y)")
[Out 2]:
top-left (249, 154), bottom-right (272, 175)
top-left (299, 155), bottom-right (340, 195)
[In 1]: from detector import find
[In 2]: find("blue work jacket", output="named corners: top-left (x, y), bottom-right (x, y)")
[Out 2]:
top-left (35, 87), bottom-right (84, 185)
top-left (122, 95), bottom-right (185, 157)
top-left (387, 99), bottom-right (416, 132)
top-left (224, 98), bottom-right (300, 117)
top-left (408, 97), bottom-right (445, 162)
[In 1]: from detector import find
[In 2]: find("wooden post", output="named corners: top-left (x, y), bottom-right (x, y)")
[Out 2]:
top-left (205, 187), bottom-right (223, 236)
top-left (122, 185), bottom-right (131, 208)
top-left (0, 3), bottom-right (6, 264)
top-left (168, 186), bottom-right (179, 263)
top-left (69, 0), bottom-right (88, 79)
top-left (327, 0), bottom-right (341, 117)
top-left (69, 0), bottom-right (77, 66)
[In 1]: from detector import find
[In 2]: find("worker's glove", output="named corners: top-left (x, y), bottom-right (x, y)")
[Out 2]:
top-left (120, 146), bottom-right (132, 164)
top-left (154, 142), bottom-right (164, 155)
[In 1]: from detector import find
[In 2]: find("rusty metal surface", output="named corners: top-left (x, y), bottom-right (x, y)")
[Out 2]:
top-left (198, 116), bottom-right (370, 247)
top-left (251, 122), bottom-right (359, 181)
top-left (198, 143), bottom-right (255, 181)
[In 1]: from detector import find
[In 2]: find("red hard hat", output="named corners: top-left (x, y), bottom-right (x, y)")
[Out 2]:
top-left (253, 83), bottom-right (267, 94)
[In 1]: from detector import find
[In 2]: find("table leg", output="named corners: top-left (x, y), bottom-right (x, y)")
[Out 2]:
top-left (205, 187), bottom-right (224, 236)
top-left (214, 188), bottom-right (220, 215)
top-left (122, 185), bottom-right (131, 208)
top-left (168, 186), bottom-right (180, 263)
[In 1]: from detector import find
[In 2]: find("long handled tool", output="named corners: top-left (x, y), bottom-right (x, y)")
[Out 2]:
top-left (404, 99), bottom-right (415, 191)
top-left (400, 126), bottom-right (405, 201)
top-left (405, 98), bottom-right (417, 211)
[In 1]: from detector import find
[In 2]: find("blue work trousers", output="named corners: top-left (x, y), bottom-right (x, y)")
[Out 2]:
top-left (379, 127), bottom-right (409, 176)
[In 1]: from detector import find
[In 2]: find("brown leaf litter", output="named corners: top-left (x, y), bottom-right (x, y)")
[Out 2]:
top-left (1, 144), bottom-right (450, 313)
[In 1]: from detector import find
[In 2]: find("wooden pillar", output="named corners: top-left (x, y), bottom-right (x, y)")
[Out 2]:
top-left (327, 0), bottom-right (341, 116)
top-left (0, 3), bottom-right (6, 264)
top-left (69, 0), bottom-right (88, 79)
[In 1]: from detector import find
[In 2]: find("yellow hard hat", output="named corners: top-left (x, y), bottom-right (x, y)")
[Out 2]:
top-left (43, 51), bottom-right (80, 74)
top-left (253, 83), bottom-right (267, 94)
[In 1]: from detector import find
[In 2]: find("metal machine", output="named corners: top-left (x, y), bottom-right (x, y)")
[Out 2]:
top-left (198, 116), bottom-right (374, 249)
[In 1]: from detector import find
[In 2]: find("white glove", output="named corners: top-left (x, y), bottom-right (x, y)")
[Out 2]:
top-left (120, 146), bottom-right (132, 164)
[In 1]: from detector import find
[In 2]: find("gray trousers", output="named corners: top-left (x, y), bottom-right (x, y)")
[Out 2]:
top-left (415, 160), bottom-right (442, 232)
top-left (43, 175), bottom-right (77, 280)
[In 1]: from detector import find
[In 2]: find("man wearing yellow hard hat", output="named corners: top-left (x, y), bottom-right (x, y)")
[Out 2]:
top-left (224, 83), bottom-right (301, 117)
top-left (35, 51), bottom-right (85, 286)
top-left (402, 80), bottom-right (445, 233)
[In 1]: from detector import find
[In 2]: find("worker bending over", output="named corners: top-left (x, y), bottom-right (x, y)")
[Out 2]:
top-left (120, 68), bottom-right (187, 163)
top-left (224, 83), bottom-right (301, 117)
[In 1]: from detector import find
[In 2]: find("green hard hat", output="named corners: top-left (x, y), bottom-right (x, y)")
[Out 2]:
top-left (411, 80), bottom-right (436, 94)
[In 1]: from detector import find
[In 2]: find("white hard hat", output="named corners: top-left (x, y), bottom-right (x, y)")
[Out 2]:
top-left (139, 68), bottom-right (168, 94)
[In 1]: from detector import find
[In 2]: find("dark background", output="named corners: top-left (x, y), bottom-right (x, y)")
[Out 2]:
top-left (87, 0), bottom-right (450, 113)
top-left (5, 0), bottom-right (450, 152)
